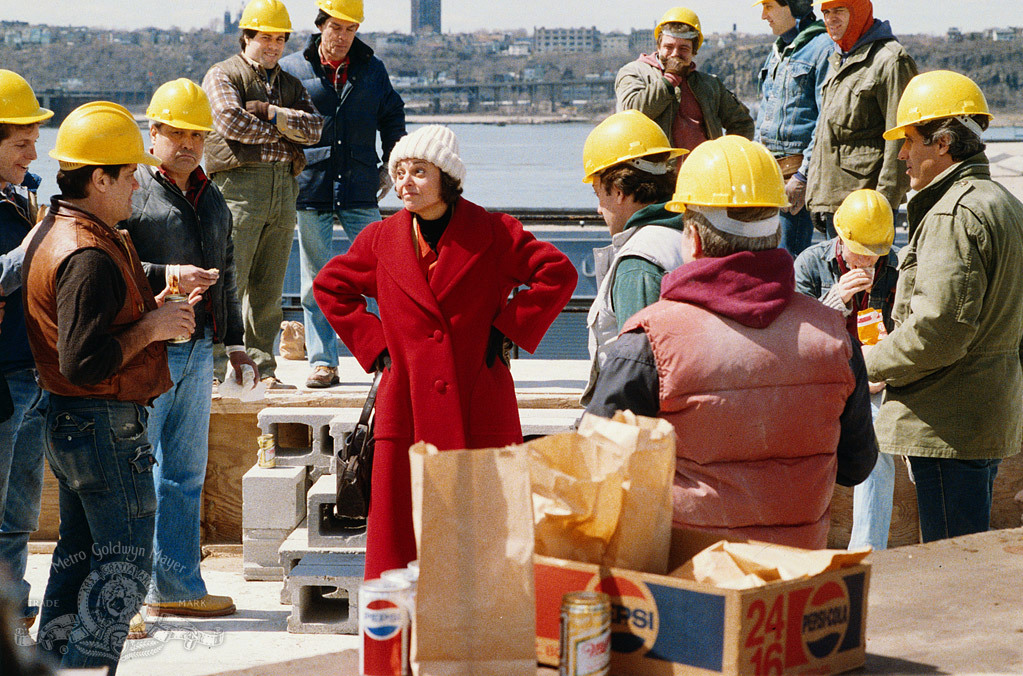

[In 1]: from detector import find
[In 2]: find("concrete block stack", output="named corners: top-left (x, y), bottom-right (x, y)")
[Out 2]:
top-left (242, 406), bottom-right (580, 632)
top-left (242, 464), bottom-right (307, 581)
top-left (242, 407), bottom-right (369, 635)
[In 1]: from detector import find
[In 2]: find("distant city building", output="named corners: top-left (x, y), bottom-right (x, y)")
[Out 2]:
top-left (412, 0), bottom-right (441, 35)
top-left (947, 27), bottom-right (963, 42)
top-left (533, 26), bottom-right (600, 54)
top-left (507, 41), bottom-right (532, 56)
top-left (374, 32), bottom-right (415, 55)
top-left (629, 28), bottom-right (654, 54)
top-left (601, 32), bottom-right (629, 55)
top-left (991, 28), bottom-right (1018, 42)
top-left (223, 7), bottom-right (240, 34)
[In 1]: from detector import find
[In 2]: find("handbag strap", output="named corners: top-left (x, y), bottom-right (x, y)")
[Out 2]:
top-left (358, 369), bottom-right (384, 428)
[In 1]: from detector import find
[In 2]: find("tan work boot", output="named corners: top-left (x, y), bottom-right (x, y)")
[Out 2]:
top-left (261, 376), bottom-right (297, 391)
top-left (305, 365), bottom-right (339, 389)
top-left (148, 593), bottom-right (237, 618)
top-left (127, 612), bottom-right (147, 639)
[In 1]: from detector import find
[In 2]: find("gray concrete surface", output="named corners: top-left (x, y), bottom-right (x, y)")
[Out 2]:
top-left (16, 527), bottom-right (1023, 675)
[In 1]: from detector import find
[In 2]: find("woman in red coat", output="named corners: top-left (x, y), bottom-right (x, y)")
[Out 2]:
top-left (313, 125), bottom-right (577, 579)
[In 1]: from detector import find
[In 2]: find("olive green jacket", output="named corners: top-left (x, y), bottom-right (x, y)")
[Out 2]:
top-left (614, 59), bottom-right (754, 145)
top-left (806, 37), bottom-right (917, 213)
top-left (865, 155), bottom-right (1023, 459)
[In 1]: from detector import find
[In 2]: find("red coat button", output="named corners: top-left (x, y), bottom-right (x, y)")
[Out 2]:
top-left (433, 330), bottom-right (443, 343)
top-left (434, 380), bottom-right (447, 393)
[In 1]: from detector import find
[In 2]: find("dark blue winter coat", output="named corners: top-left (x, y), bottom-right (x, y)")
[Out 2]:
top-left (280, 34), bottom-right (406, 211)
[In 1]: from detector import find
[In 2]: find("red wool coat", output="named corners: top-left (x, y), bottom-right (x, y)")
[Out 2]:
top-left (314, 198), bottom-right (577, 578)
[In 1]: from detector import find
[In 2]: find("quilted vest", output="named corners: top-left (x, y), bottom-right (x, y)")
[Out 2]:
top-left (624, 293), bottom-right (855, 548)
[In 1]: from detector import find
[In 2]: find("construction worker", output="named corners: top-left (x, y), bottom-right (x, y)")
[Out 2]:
top-left (795, 188), bottom-right (897, 550)
top-left (753, 0), bottom-right (833, 256)
top-left (202, 0), bottom-right (324, 388)
top-left (580, 110), bottom-right (687, 403)
top-left (279, 0), bottom-right (406, 388)
top-left (586, 136), bottom-right (876, 548)
top-left (616, 7), bottom-right (754, 152)
top-left (0, 69), bottom-right (51, 631)
top-left (121, 79), bottom-right (257, 627)
top-left (865, 71), bottom-right (1023, 542)
top-left (25, 102), bottom-right (198, 672)
top-left (806, 0), bottom-right (917, 236)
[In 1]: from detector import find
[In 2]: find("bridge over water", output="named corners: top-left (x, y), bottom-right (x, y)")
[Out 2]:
top-left (34, 78), bottom-right (616, 121)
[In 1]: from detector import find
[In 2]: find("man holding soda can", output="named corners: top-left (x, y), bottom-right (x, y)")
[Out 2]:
top-left (23, 101), bottom-right (200, 672)
top-left (794, 188), bottom-right (899, 551)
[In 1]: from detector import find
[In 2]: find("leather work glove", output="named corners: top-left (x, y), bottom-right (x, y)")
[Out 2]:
top-left (245, 100), bottom-right (273, 122)
top-left (377, 166), bottom-right (394, 202)
top-left (372, 350), bottom-right (392, 373)
top-left (485, 327), bottom-right (513, 368)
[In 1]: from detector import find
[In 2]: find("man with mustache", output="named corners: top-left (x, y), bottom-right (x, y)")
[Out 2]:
top-left (120, 79), bottom-right (257, 628)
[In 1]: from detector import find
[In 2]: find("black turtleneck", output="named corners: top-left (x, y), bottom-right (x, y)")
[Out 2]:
top-left (417, 204), bottom-right (454, 253)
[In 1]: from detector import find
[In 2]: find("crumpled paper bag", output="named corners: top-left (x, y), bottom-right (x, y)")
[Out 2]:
top-left (218, 362), bottom-right (265, 402)
top-left (672, 540), bottom-right (872, 589)
top-left (528, 411), bottom-right (676, 574)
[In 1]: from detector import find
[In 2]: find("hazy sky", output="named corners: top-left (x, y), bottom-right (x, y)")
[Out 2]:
top-left (4, 0), bottom-right (1021, 36)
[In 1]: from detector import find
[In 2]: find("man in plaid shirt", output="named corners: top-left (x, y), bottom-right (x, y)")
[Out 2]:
top-left (202, 0), bottom-right (323, 387)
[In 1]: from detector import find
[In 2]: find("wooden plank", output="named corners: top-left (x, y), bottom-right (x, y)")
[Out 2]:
top-left (31, 410), bottom-right (1023, 547)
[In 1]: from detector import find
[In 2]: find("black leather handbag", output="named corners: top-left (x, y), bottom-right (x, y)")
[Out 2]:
top-left (334, 369), bottom-right (383, 522)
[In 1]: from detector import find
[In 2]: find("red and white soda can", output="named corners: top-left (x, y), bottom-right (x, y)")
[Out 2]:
top-left (360, 577), bottom-right (411, 676)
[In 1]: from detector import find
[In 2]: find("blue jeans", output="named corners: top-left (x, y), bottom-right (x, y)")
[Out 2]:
top-left (849, 452), bottom-right (895, 550)
top-left (298, 207), bottom-right (380, 366)
top-left (909, 456), bottom-right (1001, 543)
top-left (0, 367), bottom-right (46, 618)
top-left (779, 207), bottom-right (813, 258)
top-left (146, 335), bottom-right (213, 603)
top-left (37, 396), bottom-right (156, 675)
top-left (848, 393), bottom-right (895, 551)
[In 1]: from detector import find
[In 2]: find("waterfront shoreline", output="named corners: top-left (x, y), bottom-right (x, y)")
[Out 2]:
top-left (407, 113), bottom-right (599, 125)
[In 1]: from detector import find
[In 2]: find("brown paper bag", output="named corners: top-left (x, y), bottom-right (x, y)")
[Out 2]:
top-left (672, 540), bottom-right (872, 589)
top-left (409, 442), bottom-right (536, 676)
top-left (528, 411), bottom-right (676, 574)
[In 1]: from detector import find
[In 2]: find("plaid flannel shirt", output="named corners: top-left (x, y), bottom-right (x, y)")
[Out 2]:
top-left (203, 55), bottom-right (324, 165)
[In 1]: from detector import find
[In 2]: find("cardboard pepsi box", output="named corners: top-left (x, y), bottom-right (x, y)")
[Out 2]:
top-left (534, 531), bottom-right (870, 675)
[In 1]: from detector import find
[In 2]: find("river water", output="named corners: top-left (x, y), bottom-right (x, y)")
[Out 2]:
top-left (31, 123), bottom-right (597, 208)
top-left (30, 123), bottom-right (1023, 208)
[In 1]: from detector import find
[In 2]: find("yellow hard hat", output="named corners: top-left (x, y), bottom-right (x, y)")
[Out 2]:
top-left (49, 101), bottom-right (161, 170)
top-left (655, 7), bottom-right (704, 53)
top-left (667, 136), bottom-right (789, 211)
top-left (146, 79), bottom-right (213, 132)
top-left (883, 70), bottom-right (992, 141)
top-left (0, 69), bottom-right (53, 125)
top-left (317, 0), bottom-right (364, 23)
top-left (239, 0), bottom-right (293, 33)
top-left (582, 110), bottom-right (688, 184)
top-left (834, 189), bottom-right (894, 256)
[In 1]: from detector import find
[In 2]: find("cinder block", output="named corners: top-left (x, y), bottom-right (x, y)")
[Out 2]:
top-left (286, 551), bottom-right (365, 634)
top-left (242, 464), bottom-right (307, 531)
top-left (307, 475), bottom-right (371, 548)
top-left (328, 409), bottom-right (365, 465)
top-left (243, 527), bottom-right (292, 581)
top-left (257, 407), bottom-right (339, 469)
top-left (278, 521), bottom-right (366, 604)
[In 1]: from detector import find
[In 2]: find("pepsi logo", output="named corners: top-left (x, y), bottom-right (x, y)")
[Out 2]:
top-left (363, 599), bottom-right (404, 641)
top-left (801, 581), bottom-right (850, 659)
top-left (586, 573), bottom-right (658, 655)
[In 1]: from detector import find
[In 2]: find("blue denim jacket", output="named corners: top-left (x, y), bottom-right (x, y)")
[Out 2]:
top-left (754, 18), bottom-right (833, 178)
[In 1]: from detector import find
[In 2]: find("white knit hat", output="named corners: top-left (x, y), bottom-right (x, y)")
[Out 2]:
top-left (388, 125), bottom-right (466, 187)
